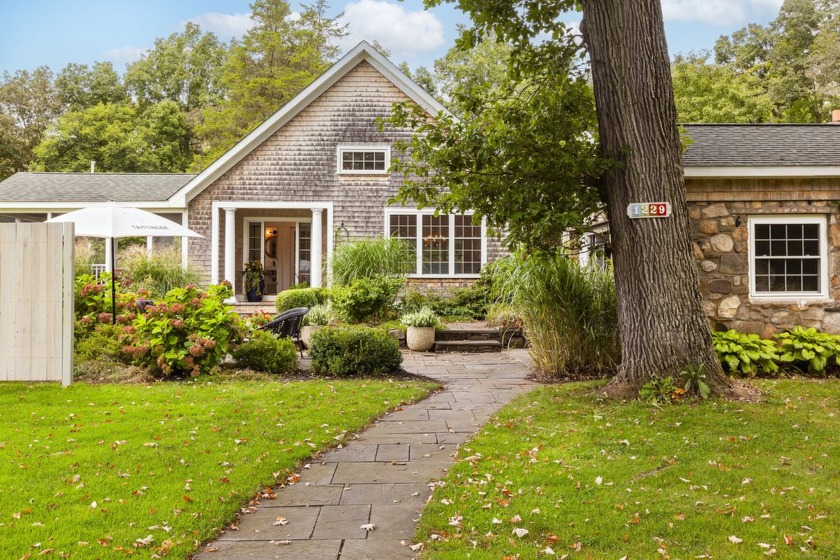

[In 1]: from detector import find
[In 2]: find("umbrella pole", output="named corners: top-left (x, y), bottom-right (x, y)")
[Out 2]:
top-left (111, 237), bottom-right (117, 325)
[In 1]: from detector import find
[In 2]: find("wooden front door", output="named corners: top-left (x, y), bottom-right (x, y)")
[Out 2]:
top-left (264, 222), bottom-right (296, 293)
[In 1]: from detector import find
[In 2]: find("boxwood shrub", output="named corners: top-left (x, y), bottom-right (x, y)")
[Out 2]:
top-left (309, 326), bottom-right (402, 376)
top-left (330, 277), bottom-right (403, 323)
top-left (275, 287), bottom-right (328, 313)
top-left (232, 331), bottom-right (298, 374)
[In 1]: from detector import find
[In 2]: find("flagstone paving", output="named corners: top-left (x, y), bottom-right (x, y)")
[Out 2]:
top-left (196, 350), bottom-right (536, 560)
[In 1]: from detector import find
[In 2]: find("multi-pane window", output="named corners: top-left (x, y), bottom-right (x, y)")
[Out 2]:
top-left (454, 215), bottom-right (482, 274)
top-left (337, 146), bottom-right (389, 174)
top-left (387, 212), bottom-right (483, 276)
top-left (248, 223), bottom-right (262, 263)
top-left (423, 215), bottom-right (449, 274)
top-left (751, 217), bottom-right (826, 296)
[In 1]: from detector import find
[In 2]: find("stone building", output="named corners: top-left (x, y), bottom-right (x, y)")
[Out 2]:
top-left (684, 124), bottom-right (840, 335)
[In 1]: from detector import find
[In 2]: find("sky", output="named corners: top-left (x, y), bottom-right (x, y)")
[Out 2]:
top-left (0, 0), bottom-right (786, 75)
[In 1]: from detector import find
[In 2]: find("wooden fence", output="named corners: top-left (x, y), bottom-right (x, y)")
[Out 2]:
top-left (0, 223), bottom-right (74, 385)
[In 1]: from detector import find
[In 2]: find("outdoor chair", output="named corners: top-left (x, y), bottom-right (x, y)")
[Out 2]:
top-left (258, 306), bottom-right (309, 357)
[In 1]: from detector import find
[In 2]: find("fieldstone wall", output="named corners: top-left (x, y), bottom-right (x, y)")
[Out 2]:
top-left (690, 200), bottom-right (840, 336)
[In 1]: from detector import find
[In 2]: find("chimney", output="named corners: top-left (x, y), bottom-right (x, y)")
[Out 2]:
top-left (832, 109), bottom-right (840, 123)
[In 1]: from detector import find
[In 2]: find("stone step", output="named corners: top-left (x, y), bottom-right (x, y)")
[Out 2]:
top-left (233, 302), bottom-right (276, 316)
top-left (436, 327), bottom-right (500, 342)
top-left (433, 340), bottom-right (502, 353)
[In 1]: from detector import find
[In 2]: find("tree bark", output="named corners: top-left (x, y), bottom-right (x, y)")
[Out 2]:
top-left (581, 0), bottom-right (732, 396)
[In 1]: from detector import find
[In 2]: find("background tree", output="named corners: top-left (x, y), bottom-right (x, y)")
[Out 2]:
top-left (33, 100), bottom-right (191, 172)
top-left (124, 23), bottom-right (227, 113)
top-left (671, 52), bottom-right (774, 122)
top-left (193, 0), bottom-right (345, 168)
top-left (0, 67), bottom-right (60, 180)
top-left (55, 62), bottom-right (127, 112)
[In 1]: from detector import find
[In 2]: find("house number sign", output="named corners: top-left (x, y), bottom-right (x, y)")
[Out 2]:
top-left (627, 202), bottom-right (671, 219)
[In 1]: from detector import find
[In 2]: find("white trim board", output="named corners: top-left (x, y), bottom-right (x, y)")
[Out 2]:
top-left (685, 166), bottom-right (840, 178)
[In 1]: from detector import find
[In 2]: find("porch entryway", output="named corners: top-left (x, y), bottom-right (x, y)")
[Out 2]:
top-left (210, 201), bottom-right (332, 298)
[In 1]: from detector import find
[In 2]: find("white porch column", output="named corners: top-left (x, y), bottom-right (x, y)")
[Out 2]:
top-left (223, 207), bottom-right (237, 293)
top-left (146, 236), bottom-right (153, 257)
top-left (310, 208), bottom-right (323, 288)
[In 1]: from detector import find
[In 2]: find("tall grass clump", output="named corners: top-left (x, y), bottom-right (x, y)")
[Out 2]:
top-left (495, 251), bottom-right (620, 378)
top-left (74, 238), bottom-right (101, 278)
top-left (331, 237), bottom-right (414, 286)
top-left (119, 245), bottom-right (203, 298)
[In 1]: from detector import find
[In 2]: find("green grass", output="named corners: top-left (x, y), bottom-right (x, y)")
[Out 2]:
top-left (417, 379), bottom-right (839, 559)
top-left (0, 377), bottom-right (437, 558)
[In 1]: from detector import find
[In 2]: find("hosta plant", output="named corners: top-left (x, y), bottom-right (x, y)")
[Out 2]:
top-left (774, 326), bottom-right (840, 376)
top-left (712, 329), bottom-right (780, 377)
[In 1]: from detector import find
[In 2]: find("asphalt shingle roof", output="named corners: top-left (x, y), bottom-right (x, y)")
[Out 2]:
top-left (682, 124), bottom-right (840, 167)
top-left (0, 172), bottom-right (196, 203)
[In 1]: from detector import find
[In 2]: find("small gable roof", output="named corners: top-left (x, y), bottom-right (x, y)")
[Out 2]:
top-left (683, 124), bottom-right (840, 167)
top-left (170, 41), bottom-right (449, 205)
top-left (0, 172), bottom-right (196, 205)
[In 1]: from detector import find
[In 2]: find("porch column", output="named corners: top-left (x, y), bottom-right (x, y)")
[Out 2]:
top-left (311, 208), bottom-right (323, 288)
top-left (146, 236), bottom-right (153, 257)
top-left (223, 207), bottom-right (237, 294)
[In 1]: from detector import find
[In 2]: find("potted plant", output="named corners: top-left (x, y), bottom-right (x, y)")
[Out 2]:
top-left (244, 260), bottom-right (265, 302)
top-left (401, 307), bottom-right (439, 352)
top-left (301, 304), bottom-right (332, 349)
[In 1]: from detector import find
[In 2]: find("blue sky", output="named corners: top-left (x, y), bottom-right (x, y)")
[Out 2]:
top-left (0, 0), bottom-right (784, 75)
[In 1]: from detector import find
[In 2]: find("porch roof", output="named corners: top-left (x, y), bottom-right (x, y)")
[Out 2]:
top-left (0, 172), bottom-right (196, 203)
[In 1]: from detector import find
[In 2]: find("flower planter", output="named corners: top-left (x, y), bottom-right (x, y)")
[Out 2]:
top-left (245, 286), bottom-right (263, 302)
top-left (301, 325), bottom-right (322, 349)
top-left (406, 326), bottom-right (435, 352)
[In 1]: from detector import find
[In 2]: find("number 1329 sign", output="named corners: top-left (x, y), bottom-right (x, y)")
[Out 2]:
top-left (627, 202), bottom-right (671, 219)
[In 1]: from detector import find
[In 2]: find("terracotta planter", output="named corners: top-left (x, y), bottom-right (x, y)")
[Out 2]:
top-left (301, 325), bottom-right (321, 349)
top-left (406, 326), bottom-right (435, 352)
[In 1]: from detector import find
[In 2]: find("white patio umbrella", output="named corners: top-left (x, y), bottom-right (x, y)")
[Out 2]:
top-left (48, 203), bottom-right (203, 323)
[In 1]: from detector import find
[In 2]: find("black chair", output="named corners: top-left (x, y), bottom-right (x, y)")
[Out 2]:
top-left (258, 307), bottom-right (309, 357)
top-left (136, 298), bottom-right (155, 313)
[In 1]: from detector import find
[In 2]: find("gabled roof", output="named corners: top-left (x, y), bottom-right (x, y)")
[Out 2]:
top-left (0, 172), bottom-right (195, 204)
top-left (683, 124), bottom-right (840, 168)
top-left (169, 41), bottom-right (449, 205)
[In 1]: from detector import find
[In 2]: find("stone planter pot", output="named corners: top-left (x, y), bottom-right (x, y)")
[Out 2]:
top-left (301, 325), bottom-right (322, 349)
top-left (406, 326), bottom-right (435, 352)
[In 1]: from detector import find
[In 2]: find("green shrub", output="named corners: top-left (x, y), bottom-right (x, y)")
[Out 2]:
top-left (232, 331), bottom-right (298, 374)
top-left (331, 237), bottom-right (413, 286)
top-left (275, 287), bottom-right (327, 313)
top-left (775, 326), bottom-right (840, 376)
top-left (712, 329), bottom-right (780, 377)
top-left (75, 323), bottom-right (127, 363)
top-left (401, 307), bottom-right (440, 328)
top-left (309, 326), bottom-right (402, 376)
top-left (119, 245), bottom-right (202, 298)
top-left (639, 376), bottom-right (679, 404)
top-left (331, 277), bottom-right (404, 323)
top-left (493, 252), bottom-right (619, 377)
top-left (124, 283), bottom-right (242, 378)
top-left (303, 304), bottom-right (333, 326)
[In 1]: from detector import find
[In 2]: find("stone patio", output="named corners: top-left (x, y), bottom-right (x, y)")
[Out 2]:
top-left (196, 350), bottom-right (536, 560)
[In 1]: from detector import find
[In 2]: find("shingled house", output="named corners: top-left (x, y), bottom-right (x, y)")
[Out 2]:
top-left (1, 43), bottom-right (839, 336)
top-left (0, 42), bottom-right (500, 297)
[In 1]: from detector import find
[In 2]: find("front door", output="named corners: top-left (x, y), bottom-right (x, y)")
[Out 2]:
top-left (265, 222), bottom-right (296, 293)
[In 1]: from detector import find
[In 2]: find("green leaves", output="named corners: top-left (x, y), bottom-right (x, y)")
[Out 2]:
top-left (712, 330), bottom-right (780, 377)
top-left (774, 326), bottom-right (840, 376)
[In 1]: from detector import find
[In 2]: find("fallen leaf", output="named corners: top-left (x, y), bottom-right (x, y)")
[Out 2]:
top-left (360, 523), bottom-right (375, 531)
top-left (729, 536), bottom-right (743, 544)
top-left (512, 528), bottom-right (529, 538)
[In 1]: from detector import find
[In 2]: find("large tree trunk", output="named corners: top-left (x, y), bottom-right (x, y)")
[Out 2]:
top-left (581, 0), bottom-right (732, 397)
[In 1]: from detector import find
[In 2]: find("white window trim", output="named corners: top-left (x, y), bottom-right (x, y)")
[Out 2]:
top-left (748, 215), bottom-right (830, 302)
top-left (384, 208), bottom-right (487, 279)
top-left (336, 143), bottom-right (391, 175)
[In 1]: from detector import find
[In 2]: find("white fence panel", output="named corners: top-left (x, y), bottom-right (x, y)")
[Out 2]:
top-left (0, 223), bottom-right (74, 385)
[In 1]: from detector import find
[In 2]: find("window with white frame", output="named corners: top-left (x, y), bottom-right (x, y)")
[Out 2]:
top-left (749, 216), bottom-right (828, 298)
top-left (387, 211), bottom-right (484, 276)
top-left (337, 145), bottom-right (390, 174)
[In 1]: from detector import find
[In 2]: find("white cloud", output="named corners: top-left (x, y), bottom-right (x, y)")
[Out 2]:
top-left (188, 12), bottom-right (254, 40)
top-left (661, 0), bottom-right (782, 25)
top-left (101, 46), bottom-right (146, 65)
top-left (338, 0), bottom-right (444, 57)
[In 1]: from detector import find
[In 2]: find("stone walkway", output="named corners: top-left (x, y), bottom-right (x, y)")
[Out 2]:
top-left (196, 350), bottom-right (536, 560)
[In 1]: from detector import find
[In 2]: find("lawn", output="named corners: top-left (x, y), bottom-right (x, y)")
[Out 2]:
top-left (0, 377), bottom-right (437, 558)
top-left (417, 379), bottom-right (839, 559)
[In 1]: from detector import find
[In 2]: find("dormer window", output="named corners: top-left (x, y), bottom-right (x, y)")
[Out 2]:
top-left (337, 144), bottom-right (390, 174)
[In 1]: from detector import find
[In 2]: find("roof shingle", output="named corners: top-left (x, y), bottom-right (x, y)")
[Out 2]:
top-left (0, 172), bottom-right (196, 203)
top-left (682, 124), bottom-right (840, 167)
